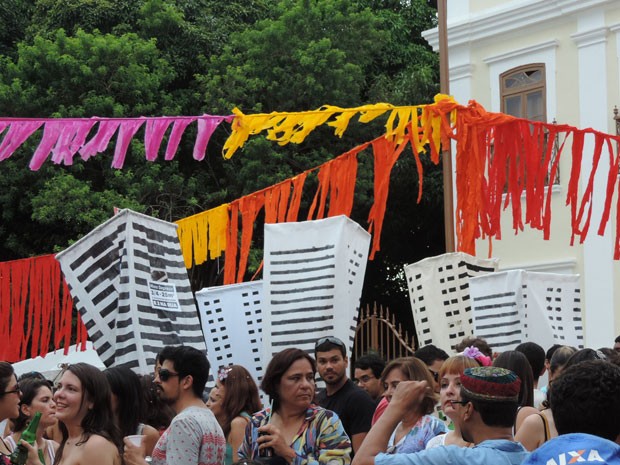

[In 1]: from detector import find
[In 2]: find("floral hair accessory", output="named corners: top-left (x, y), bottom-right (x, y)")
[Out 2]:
top-left (218, 366), bottom-right (232, 382)
top-left (462, 346), bottom-right (493, 367)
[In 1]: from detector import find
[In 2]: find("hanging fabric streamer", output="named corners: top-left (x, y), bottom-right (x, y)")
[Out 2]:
top-left (0, 255), bottom-right (86, 362)
top-left (0, 114), bottom-right (232, 169)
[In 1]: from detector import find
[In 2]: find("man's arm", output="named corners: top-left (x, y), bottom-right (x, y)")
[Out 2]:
top-left (352, 381), bottom-right (428, 465)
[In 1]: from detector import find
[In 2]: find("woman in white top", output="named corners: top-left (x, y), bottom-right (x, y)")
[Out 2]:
top-left (425, 354), bottom-right (480, 449)
top-left (5, 376), bottom-right (58, 465)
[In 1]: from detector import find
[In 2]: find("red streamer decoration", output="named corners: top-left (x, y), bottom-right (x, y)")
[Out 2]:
top-left (0, 255), bottom-right (87, 362)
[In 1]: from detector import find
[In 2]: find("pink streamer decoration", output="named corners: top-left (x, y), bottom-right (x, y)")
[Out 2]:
top-left (165, 118), bottom-right (196, 161)
top-left (0, 121), bottom-right (44, 161)
top-left (111, 119), bottom-right (145, 169)
top-left (0, 114), bottom-right (232, 169)
top-left (50, 120), bottom-right (97, 166)
top-left (144, 118), bottom-right (173, 161)
top-left (79, 121), bottom-right (122, 160)
top-left (29, 121), bottom-right (65, 170)
top-left (192, 115), bottom-right (234, 161)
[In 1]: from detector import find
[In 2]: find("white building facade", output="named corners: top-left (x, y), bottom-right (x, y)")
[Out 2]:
top-left (423, 0), bottom-right (620, 347)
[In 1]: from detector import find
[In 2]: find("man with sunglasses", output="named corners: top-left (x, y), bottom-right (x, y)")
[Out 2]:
top-left (412, 344), bottom-right (449, 393)
top-left (315, 336), bottom-right (376, 455)
top-left (352, 366), bottom-right (529, 465)
top-left (124, 346), bottom-right (226, 465)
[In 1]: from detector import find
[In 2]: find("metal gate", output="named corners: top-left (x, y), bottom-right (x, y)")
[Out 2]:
top-left (353, 303), bottom-right (415, 363)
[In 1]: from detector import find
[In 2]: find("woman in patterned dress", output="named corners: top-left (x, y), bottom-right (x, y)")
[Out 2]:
top-left (381, 358), bottom-right (446, 454)
top-left (239, 348), bottom-right (351, 465)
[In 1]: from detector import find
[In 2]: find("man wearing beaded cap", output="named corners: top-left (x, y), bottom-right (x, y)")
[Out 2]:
top-left (353, 366), bottom-right (529, 465)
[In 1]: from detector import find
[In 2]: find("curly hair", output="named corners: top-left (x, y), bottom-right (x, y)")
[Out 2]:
top-left (455, 337), bottom-right (493, 358)
top-left (549, 360), bottom-right (620, 441)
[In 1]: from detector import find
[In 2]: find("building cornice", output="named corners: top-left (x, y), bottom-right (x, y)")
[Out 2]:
top-left (571, 27), bottom-right (608, 48)
top-left (423, 0), bottom-right (618, 50)
top-left (451, 63), bottom-right (475, 81)
top-left (483, 40), bottom-right (559, 65)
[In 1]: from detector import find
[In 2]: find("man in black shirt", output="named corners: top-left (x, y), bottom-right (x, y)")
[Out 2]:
top-left (315, 336), bottom-right (376, 454)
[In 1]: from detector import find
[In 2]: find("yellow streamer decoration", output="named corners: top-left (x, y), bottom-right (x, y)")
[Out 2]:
top-left (174, 94), bottom-right (458, 269)
top-left (222, 94), bottom-right (456, 158)
top-left (175, 204), bottom-right (229, 268)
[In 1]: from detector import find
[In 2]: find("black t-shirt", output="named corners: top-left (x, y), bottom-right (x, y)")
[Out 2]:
top-left (315, 378), bottom-right (375, 438)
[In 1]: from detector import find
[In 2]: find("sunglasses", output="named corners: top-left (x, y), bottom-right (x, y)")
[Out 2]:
top-left (0, 385), bottom-right (20, 396)
top-left (449, 400), bottom-right (469, 406)
top-left (158, 368), bottom-right (181, 382)
top-left (429, 370), bottom-right (439, 382)
top-left (315, 336), bottom-right (346, 349)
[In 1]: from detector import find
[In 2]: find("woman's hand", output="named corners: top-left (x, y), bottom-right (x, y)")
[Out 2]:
top-left (257, 425), bottom-right (297, 463)
top-left (18, 440), bottom-right (43, 465)
top-left (123, 437), bottom-right (148, 465)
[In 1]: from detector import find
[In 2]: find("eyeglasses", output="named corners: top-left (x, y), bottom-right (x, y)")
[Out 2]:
top-left (315, 336), bottom-right (346, 349)
top-left (449, 400), bottom-right (469, 406)
top-left (158, 369), bottom-right (180, 382)
top-left (0, 385), bottom-right (20, 396)
top-left (354, 375), bottom-right (376, 384)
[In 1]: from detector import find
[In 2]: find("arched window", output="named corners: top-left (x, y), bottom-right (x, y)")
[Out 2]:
top-left (500, 63), bottom-right (558, 185)
top-left (501, 64), bottom-right (546, 122)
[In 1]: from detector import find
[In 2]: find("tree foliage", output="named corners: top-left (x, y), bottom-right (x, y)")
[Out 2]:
top-left (0, 0), bottom-right (442, 331)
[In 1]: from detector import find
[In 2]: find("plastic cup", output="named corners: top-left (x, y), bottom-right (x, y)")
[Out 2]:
top-left (126, 435), bottom-right (145, 447)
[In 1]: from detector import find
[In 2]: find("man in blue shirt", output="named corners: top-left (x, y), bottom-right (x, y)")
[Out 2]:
top-left (353, 366), bottom-right (529, 465)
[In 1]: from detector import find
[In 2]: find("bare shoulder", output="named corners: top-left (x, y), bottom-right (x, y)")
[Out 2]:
top-left (231, 416), bottom-right (250, 429)
top-left (80, 435), bottom-right (121, 464)
top-left (143, 424), bottom-right (160, 438)
top-left (515, 406), bottom-right (540, 432)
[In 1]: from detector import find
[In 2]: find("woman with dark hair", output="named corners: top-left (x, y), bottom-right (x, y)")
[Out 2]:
top-left (206, 365), bottom-right (261, 465)
top-left (493, 350), bottom-right (538, 433)
top-left (238, 348), bottom-right (351, 465)
top-left (105, 367), bottom-right (160, 455)
top-left (380, 358), bottom-right (446, 454)
top-left (0, 362), bottom-right (45, 465)
top-left (515, 345), bottom-right (577, 451)
top-left (5, 377), bottom-right (58, 464)
top-left (52, 363), bottom-right (121, 465)
top-left (138, 375), bottom-right (173, 436)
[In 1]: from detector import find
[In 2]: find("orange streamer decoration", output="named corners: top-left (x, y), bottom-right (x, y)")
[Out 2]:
top-left (452, 100), bottom-right (620, 259)
top-left (367, 137), bottom-right (410, 259)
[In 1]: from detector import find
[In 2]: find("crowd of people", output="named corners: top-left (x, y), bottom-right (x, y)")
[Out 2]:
top-left (0, 334), bottom-right (619, 465)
